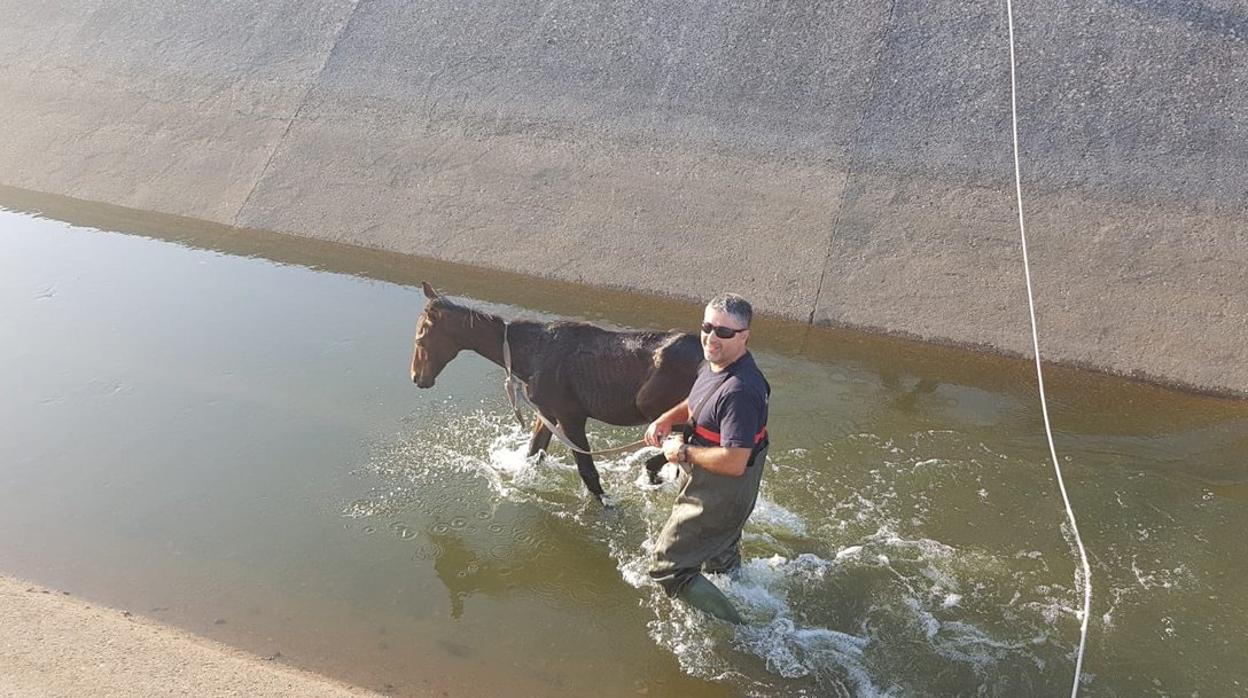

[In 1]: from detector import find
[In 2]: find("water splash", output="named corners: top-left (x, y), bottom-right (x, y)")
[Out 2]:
top-left (348, 404), bottom-right (1082, 695)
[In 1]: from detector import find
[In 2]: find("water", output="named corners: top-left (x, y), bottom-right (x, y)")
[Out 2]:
top-left (2, 192), bottom-right (1246, 696)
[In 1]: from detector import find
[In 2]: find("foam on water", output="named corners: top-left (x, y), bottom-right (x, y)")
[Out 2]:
top-left (351, 404), bottom-right (1083, 695)
top-left (726, 555), bottom-right (886, 696)
top-left (750, 497), bottom-right (808, 537)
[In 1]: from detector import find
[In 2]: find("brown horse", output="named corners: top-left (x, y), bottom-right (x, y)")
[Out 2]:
top-left (410, 283), bottom-right (702, 503)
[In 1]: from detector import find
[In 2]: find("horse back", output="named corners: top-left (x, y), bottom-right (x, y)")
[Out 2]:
top-left (541, 325), bottom-right (698, 426)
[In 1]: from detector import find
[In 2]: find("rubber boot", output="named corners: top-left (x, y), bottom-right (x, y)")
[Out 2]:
top-left (677, 574), bottom-right (743, 624)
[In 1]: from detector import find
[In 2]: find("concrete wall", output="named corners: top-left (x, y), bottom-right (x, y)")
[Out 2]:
top-left (1, 0), bottom-right (1244, 395)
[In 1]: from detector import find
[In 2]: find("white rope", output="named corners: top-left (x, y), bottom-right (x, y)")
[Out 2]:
top-left (1004, 2), bottom-right (1093, 695)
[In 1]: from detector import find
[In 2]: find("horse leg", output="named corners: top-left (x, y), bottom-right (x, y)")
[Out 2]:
top-left (526, 417), bottom-right (552, 462)
top-left (558, 417), bottom-right (606, 504)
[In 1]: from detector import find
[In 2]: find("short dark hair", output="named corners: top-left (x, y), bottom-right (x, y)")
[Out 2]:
top-left (707, 293), bottom-right (752, 328)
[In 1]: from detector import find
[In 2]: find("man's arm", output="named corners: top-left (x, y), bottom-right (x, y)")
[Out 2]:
top-left (662, 382), bottom-right (763, 477)
top-left (644, 399), bottom-right (690, 447)
top-left (663, 441), bottom-right (751, 478)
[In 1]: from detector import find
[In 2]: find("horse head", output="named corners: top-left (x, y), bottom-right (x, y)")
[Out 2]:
top-left (410, 282), bottom-right (463, 388)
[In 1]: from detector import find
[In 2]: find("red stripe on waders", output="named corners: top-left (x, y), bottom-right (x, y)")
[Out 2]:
top-left (693, 424), bottom-right (768, 446)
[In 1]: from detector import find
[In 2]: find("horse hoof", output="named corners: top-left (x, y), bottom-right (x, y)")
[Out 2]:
top-left (647, 471), bottom-right (664, 485)
top-left (597, 493), bottom-right (617, 509)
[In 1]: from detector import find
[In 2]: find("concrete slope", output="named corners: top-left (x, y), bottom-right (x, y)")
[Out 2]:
top-left (0, 0), bottom-right (1243, 394)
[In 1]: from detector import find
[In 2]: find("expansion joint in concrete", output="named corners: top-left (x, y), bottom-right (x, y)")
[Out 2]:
top-left (807, 0), bottom-right (899, 325)
top-left (231, 0), bottom-right (366, 228)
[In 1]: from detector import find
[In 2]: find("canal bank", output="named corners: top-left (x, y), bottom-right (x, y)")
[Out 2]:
top-left (0, 0), bottom-right (1244, 396)
top-left (0, 576), bottom-right (387, 698)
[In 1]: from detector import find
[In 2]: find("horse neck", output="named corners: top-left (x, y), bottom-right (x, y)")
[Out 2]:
top-left (450, 309), bottom-right (542, 381)
top-left (498, 321), bottom-right (546, 381)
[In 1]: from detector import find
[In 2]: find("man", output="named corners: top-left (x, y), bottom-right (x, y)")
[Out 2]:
top-left (643, 293), bottom-right (770, 624)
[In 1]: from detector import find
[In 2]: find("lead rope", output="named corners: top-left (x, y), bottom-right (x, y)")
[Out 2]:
top-left (501, 321), bottom-right (527, 428)
top-left (501, 321), bottom-right (646, 457)
top-left (1004, 2), bottom-right (1092, 695)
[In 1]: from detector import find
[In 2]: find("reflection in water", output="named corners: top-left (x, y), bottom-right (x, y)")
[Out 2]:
top-left (431, 531), bottom-right (494, 619)
top-left (879, 372), bottom-right (940, 415)
top-left (428, 516), bottom-right (605, 620)
top-left (1060, 419), bottom-right (1248, 486)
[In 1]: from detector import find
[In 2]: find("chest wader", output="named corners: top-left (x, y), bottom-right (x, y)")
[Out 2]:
top-left (649, 371), bottom-right (770, 624)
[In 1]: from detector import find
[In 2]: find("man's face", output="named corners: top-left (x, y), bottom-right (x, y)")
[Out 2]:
top-left (701, 306), bottom-right (749, 368)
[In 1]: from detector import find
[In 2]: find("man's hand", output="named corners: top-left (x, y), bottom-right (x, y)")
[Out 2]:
top-left (645, 399), bottom-right (691, 447)
top-left (662, 433), bottom-right (686, 464)
top-left (645, 419), bottom-right (673, 447)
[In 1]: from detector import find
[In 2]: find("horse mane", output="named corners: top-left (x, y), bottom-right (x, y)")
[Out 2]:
top-left (430, 296), bottom-right (498, 329)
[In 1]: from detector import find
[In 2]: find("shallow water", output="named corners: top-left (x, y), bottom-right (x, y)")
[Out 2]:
top-left (2, 194), bottom-right (1246, 696)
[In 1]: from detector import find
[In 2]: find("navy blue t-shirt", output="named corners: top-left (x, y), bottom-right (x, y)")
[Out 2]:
top-left (686, 352), bottom-right (769, 449)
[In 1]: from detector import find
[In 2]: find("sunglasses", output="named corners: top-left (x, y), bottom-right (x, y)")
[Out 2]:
top-left (701, 322), bottom-right (748, 339)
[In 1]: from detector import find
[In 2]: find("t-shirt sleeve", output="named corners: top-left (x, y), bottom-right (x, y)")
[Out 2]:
top-left (714, 384), bottom-right (765, 449)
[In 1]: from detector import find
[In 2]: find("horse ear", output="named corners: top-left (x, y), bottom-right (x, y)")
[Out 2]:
top-left (422, 282), bottom-right (439, 300)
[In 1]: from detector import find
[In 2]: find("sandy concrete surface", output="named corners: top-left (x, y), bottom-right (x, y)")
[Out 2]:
top-left (0, 576), bottom-right (387, 698)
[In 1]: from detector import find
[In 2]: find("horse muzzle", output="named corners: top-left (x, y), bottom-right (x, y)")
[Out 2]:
top-left (411, 369), bottom-right (435, 388)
